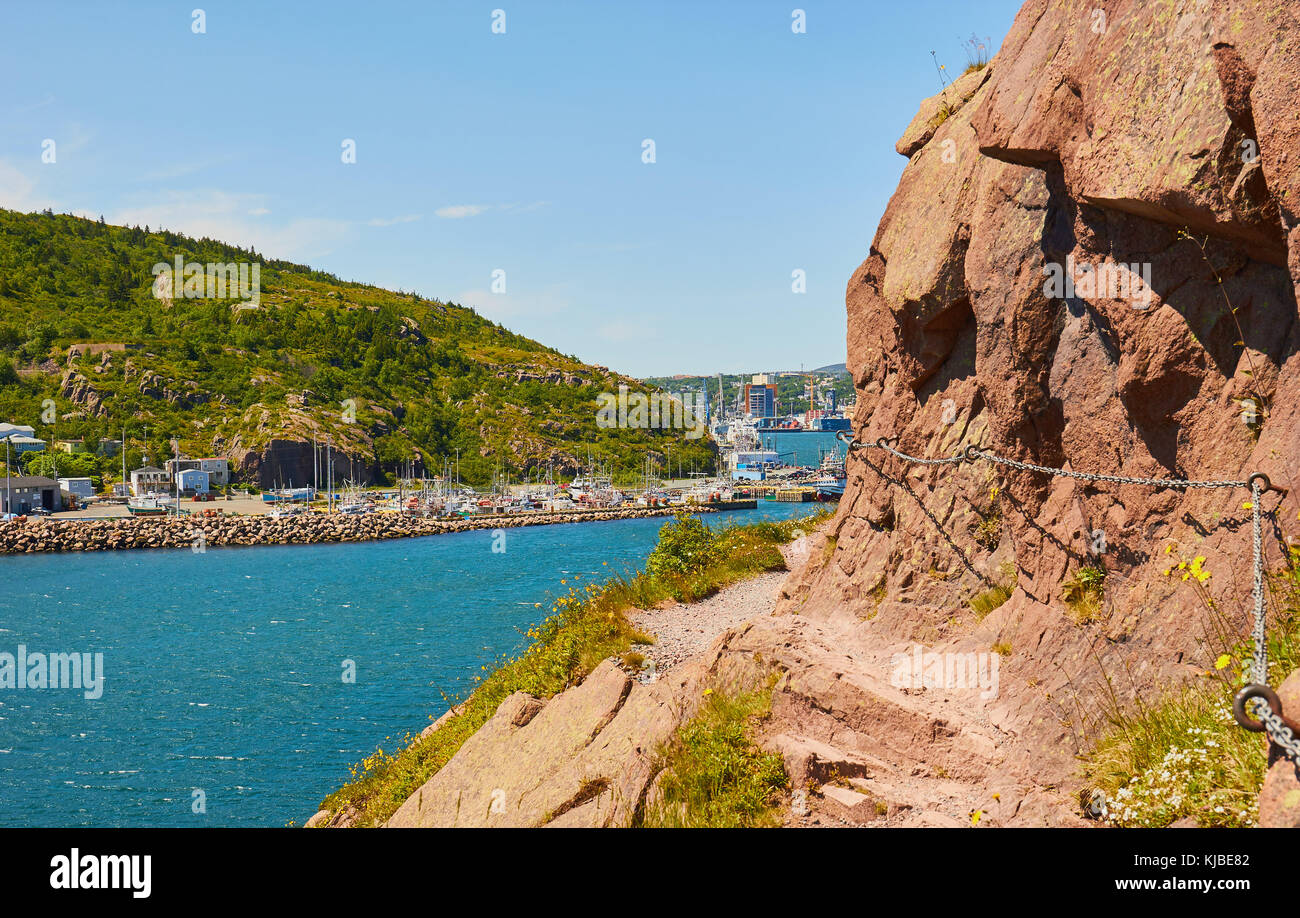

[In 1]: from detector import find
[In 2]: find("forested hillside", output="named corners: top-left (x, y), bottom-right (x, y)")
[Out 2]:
top-left (0, 208), bottom-right (714, 487)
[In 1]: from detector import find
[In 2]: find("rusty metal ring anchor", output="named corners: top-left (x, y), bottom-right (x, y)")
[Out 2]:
top-left (963, 445), bottom-right (984, 462)
top-left (835, 431), bottom-right (864, 451)
top-left (876, 436), bottom-right (899, 450)
top-left (1248, 472), bottom-right (1288, 497)
top-left (1234, 684), bottom-right (1283, 732)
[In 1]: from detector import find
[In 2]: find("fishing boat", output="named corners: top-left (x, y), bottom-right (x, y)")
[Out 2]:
top-left (728, 449), bottom-right (782, 481)
top-left (262, 486), bottom-right (314, 504)
top-left (126, 495), bottom-right (168, 516)
top-left (809, 450), bottom-right (847, 500)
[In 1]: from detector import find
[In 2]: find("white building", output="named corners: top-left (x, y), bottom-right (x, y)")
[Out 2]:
top-left (129, 466), bottom-right (169, 497)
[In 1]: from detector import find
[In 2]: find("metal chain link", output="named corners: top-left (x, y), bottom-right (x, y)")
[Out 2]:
top-left (836, 431), bottom-right (1297, 762)
top-left (965, 447), bottom-right (1248, 490)
top-left (1251, 480), bottom-right (1267, 687)
top-left (1258, 706), bottom-right (1300, 761)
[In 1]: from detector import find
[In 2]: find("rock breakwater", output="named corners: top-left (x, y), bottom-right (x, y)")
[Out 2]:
top-left (0, 506), bottom-right (715, 556)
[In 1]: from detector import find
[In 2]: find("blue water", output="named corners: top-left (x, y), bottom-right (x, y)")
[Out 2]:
top-left (758, 430), bottom-right (846, 468)
top-left (0, 503), bottom-right (814, 827)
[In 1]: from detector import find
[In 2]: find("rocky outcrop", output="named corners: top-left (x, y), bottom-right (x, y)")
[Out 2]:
top-left (780, 0), bottom-right (1300, 799)
top-left (493, 365), bottom-right (592, 387)
top-left (386, 662), bottom-right (676, 828)
top-left (57, 371), bottom-right (109, 418)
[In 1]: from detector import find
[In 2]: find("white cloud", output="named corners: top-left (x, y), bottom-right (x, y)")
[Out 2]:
top-left (367, 213), bottom-right (422, 227)
top-left (139, 155), bottom-right (232, 182)
top-left (12, 94), bottom-right (56, 116)
top-left (503, 200), bottom-right (549, 214)
top-left (433, 202), bottom-right (548, 220)
top-left (0, 159), bottom-right (56, 212)
top-left (455, 285), bottom-right (572, 322)
top-left (435, 204), bottom-right (490, 219)
top-left (111, 190), bottom-right (350, 261)
top-left (598, 319), bottom-right (655, 343)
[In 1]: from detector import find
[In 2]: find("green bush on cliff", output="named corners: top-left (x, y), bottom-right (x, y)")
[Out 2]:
top-left (646, 514), bottom-right (720, 580)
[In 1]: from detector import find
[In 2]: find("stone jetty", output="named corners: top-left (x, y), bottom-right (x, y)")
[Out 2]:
top-left (0, 506), bottom-right (727, 556)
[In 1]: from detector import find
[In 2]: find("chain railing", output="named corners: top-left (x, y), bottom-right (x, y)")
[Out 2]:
top-left (836, 431), bottom-right (1300, 763)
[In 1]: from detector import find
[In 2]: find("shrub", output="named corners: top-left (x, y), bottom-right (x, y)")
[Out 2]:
top-left (645, 513), bottom-right (720, 580)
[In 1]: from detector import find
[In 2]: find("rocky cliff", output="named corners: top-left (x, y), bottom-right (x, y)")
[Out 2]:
top-left (780, 0), bottom-right (1300, 793)
top-left (315, 1), bottom-right (1300, 829)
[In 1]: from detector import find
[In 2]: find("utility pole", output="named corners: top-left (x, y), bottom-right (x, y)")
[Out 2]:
top-left (3, 434), bottom-right (11, 516)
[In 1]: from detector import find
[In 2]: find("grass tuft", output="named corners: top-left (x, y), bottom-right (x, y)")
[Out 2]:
top-left (969, 561), bottom-right (1016, 619)
top-left (637, 683), bottom-right (787, 828)
top-left (1062, 563), bottom-right (1106, 623)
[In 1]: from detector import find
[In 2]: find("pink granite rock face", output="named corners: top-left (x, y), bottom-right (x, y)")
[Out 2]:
top-left (782, 0), bottom-right (1300, 789)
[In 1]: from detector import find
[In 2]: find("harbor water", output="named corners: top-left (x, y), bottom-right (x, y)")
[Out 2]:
top-left (0, 502), bottom-right (814, 827)
top-left (758, 430), bottom-right (846, 468)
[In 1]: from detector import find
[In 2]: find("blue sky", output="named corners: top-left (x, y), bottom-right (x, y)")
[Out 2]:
top-left (0, 0), bottom-right (1023, 377)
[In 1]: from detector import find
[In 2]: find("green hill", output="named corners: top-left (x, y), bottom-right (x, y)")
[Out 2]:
top-left (0, 208), bottom-right (714, 489)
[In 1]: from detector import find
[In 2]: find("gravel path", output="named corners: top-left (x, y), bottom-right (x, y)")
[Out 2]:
top-left (627, 543), bottom-right (802, 681)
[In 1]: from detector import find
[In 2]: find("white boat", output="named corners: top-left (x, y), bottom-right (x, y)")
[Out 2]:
top-left (262, 487), bottom-right (314, 503)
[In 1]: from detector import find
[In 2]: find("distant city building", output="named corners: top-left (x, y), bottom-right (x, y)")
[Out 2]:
top-left (0, 476), bottom-right (62, 514)
top-left (54, 439), bottom-right (88, 454)
top-left (744, 382), bottom-right (777, 418)
top-left (96, 439), bottom-right (123, 458)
